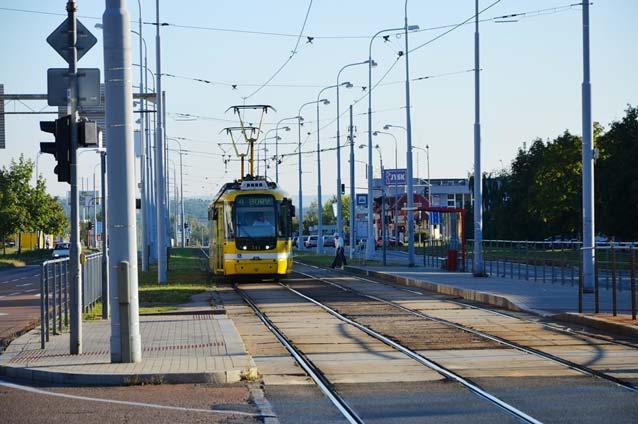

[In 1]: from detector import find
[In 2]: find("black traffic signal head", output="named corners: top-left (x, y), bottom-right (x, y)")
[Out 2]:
top-left (39, 115), bottom-right (71, 184)
top-left (341, 183), bottom-right (346, 195)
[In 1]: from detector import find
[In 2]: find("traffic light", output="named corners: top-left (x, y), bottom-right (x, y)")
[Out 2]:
top-left (40, 115), bottom-right (71, 183)
top-left (341, 183), bottom-right (345, 195)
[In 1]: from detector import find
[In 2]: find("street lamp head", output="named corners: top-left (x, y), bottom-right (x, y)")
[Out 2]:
top-left (342, 81), bottom-right (353, 89)
top-left (320, 99), bottom-right (330, 105)
top-left (282, 126), bottom-right (291, 131)
top-left (358, 144), bottom-right (366, 149)
top-left (370, 59), bottom-right (378, 68)
top-left (383, 124), bottom-right (391, 130)
top-left (407, 25), bottom-right (420, 31)
top-left (372, 131), bottom-right (379, 136)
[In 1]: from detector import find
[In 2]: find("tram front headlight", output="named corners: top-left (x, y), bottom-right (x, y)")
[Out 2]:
top-left (265, 245), bottom-right (270, 250)
top-left (242, 245), bottom-right (247, 250)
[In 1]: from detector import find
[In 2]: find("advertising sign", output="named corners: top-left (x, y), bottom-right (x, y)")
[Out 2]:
top-left (383, 168), bottom-right (407, 186)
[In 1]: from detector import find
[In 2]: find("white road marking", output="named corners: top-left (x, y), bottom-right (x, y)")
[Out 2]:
top-left (0, 312), bottom-right (7, 316)
top-left (16, 283), bottom-right (32, 287)
top-left (8, 292), bottom-right (20, 296)
top-left (24, 289), bottom-right (38, 293)
top-left (33, 294), bottom-right (41, 298)
top-left (401, 288), bottom-right (424, 295)
top-left (0, 379), bottom-right (271, 418)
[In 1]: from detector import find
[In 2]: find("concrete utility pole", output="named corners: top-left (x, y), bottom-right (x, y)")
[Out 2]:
top-left (581, 1), bottom-right (595, 292)
top-left (135, 0), bottom-right (148, 272)
top-left (472, 0), bottom-right (485, 276)
top-left (66, 0), bottom-right (82, 355)
top-left (103, 0), bottom-right (142, 363)
top-left (349, 105), bottom-right (355, 259)
top-left (154, 0), bottom-right (167, 283)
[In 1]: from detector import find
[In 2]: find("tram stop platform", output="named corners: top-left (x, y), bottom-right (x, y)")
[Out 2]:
top-left (340, 263), bottom-right (638, 339)
top-left (0, 300), bottom-right (257, 386)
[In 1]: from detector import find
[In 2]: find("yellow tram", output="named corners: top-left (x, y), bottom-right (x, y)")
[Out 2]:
top-left (208, 178), bottom-right (294, 281)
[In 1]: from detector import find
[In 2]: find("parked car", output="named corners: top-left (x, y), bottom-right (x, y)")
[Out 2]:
top-left (322, 236), bottom-right (335, 247)
top-left (376, 236), bottom-right (404, 247)
top-left (304, 235), bottom-right (318, 248)
top-left (52, 242), bottom-right (70, 259)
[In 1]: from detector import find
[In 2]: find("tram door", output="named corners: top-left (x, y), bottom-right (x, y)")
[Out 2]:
top-left (215, 206), bottom-right (224, 273)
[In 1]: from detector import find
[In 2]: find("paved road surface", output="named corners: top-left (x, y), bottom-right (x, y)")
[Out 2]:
top-left (0, 265), bottom-right (42, 347)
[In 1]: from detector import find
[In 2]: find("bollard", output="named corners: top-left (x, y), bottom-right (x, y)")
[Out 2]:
top-left (118, 261), bottom-right (132, 363)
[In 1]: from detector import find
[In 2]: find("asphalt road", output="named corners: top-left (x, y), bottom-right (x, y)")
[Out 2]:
top-left (0, 266), bottom-right (42, 347)
top-left (0, 377), bottom-right (262, 424)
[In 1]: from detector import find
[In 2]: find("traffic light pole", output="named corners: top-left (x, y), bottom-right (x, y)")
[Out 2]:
top-left (67, 0), bottom-right (82, 355)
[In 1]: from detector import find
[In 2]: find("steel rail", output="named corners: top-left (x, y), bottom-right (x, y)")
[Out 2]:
top-left (278, 282), bottom-right (543, 424)
top-left (233, 284), bottom-right (364, 424)
top-left (293, 268), bottom-right (638, 393)
top-left (318, 264), bottom-right (638, 351)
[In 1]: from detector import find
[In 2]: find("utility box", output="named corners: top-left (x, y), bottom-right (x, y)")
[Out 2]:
top-left (447, 249), bottom-right (458, 271)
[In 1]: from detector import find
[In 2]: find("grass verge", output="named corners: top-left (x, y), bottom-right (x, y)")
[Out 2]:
top-left (0, 248), bottom-right (53, 269)
top-left (138, 247), bottom-right (213, 314)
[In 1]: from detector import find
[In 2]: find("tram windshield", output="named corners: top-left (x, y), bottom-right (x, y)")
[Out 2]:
top-left (235, 195), bottom-right (276, 238)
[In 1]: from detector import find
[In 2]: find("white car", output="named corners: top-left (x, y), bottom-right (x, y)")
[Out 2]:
top-left (52, 243), bottom-right (70, 259)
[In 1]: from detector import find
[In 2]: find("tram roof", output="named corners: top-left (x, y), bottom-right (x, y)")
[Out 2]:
top-left (211, 178), bottom-right (288, 204)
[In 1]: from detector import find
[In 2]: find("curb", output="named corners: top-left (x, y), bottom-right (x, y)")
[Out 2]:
top-left (0, 364), bottom-right (243, 386)
top-left (344, 266), bottom-right (525, 313)
top-left (553, 313), bottom-right (638, 339)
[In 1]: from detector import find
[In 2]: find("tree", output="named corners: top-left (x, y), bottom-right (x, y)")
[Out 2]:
top-left (596, 105), bottom-right (638, 240)
top-left (0, 156), bottom-right (32, 253)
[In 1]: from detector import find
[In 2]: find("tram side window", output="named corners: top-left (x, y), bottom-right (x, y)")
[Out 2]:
top-left (224, 204), bottom-right (234, 239)
top-left (278, 200), bottom-right (291, 238)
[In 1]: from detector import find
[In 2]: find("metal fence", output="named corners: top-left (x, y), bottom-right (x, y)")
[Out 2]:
top-left (458, 239), bottom-right (637, 318)
top-left (40, 252), bottom-right (104, 348)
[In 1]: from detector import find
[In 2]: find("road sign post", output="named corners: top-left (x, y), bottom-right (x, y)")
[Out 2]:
top-left (43, 1), bottom-right (98, 355)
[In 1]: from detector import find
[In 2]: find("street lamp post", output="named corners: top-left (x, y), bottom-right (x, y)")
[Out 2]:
top-left (316, 83), bottom-right (349, 254)
top-left (275, 117), bottom-right (300, 184)
top-left (373, 130), bottom-right (399, 243)
top-left (167, 140), bottom-right (185, 248)
top-left (367, 25), bottom-right (410, 260)
top-left (414, 145), bottom-right (431, 242)
top-left (298, 99), bottom-right (329, 250)
top-left (337, 62), bottom-right (368, 243)
top-left (404, 1), bottom-right (419, 267)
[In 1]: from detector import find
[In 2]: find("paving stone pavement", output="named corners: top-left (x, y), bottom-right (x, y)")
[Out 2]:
top-left (0, 312), bottom-right (256, 385)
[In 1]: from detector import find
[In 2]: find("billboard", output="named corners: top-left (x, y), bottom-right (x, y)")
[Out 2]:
top-left (383, 168), bottom-right (407, 186)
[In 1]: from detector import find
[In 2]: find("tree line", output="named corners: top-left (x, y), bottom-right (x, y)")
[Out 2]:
top-left (471, 105), bottom-right (638, 241)
top-left (0, 156), bottom-right (68, 253)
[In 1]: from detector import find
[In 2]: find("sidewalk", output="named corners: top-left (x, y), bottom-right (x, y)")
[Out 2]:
top-left (0, 302), bottom-right (257, 385)
top-left (343, 262), bottom-right (638, 338)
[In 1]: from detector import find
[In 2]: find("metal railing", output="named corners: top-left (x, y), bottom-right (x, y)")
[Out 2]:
top-left (40, 252), bottom-right (104, 348)
top-left (460, 239), bottom-right (637, 318)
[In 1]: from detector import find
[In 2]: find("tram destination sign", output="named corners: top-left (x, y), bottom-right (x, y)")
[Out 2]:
top-left (235, 195), bottom-right (274, 207)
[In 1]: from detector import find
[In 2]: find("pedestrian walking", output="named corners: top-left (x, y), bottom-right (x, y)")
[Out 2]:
top-left (331, 234), bottom-right (347, 269)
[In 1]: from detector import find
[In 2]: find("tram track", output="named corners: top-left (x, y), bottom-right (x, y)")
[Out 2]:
top-left (329, 264), bottom-right (638, 351)
top-left (233, 282), bottom-right (545, 424)
top-left (291, 265), bottom-right (638, 393)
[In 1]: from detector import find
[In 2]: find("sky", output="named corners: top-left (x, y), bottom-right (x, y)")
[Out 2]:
top-left (1, 0), bottom-right (637, 202)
